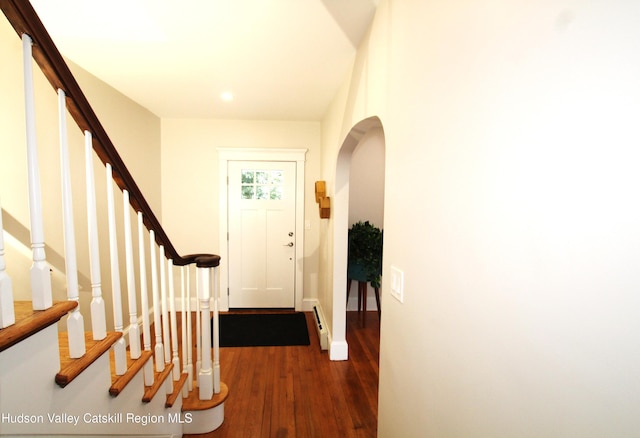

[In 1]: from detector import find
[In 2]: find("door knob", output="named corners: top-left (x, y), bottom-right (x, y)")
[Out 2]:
top-left (288, 232), bottom-right (294, 237)
top-left (284, 242), bottom-right (294, 247)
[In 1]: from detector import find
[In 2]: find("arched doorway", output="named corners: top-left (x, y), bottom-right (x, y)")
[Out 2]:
top-left (330, 116), bottom-right (385, 360)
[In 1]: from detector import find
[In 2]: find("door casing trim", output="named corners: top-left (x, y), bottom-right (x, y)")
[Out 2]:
top-left (218, 148), bottom-right (307, 311)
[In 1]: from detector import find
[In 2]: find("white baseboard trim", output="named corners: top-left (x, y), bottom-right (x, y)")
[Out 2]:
top-left (303, 299), bottom-right (349, 359)
top-left (329, 338), bottom-right (349, 361)
top-left (301, 297), bottom-right (317, 312)
top-left (169, 297), bottom-right (315, 312)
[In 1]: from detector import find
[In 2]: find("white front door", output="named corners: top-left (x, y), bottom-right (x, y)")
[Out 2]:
top-left (228, 160), bottom-right (297, 308)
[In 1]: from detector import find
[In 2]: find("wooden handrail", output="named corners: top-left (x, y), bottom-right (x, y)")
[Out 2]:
top-left (0, 0), bottom-right (218, 268)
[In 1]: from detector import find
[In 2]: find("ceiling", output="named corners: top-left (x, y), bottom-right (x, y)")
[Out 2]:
top-left (30, 0), bottom-right (378, 120)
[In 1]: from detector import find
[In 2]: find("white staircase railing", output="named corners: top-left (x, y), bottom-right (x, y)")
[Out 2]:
top-left (84, 130), bottom-right (107, 341)
top-left (138, 211), bottom-right (154, 386)
top-left (168, 258), bottom-right (181, 381)
top-left (106, 162), bottom-right (128, 375)
top-left (0, 0), bottom-right (222, 410)
top-left (123, 189), bottom-right (141, 359)
top-left (160, 245), bottom-right (172, 374)
top-left (150, 230), bottom-right (165, 373)
top-left (58, 88), bottom-right (86, 359)
top-left (197, 262), bottom-right (214, 400)
top-left (22, 33), bottom-right (52, 311)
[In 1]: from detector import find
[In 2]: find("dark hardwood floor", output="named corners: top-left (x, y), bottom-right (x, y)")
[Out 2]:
top-left (187, 310), bottom-right (380, 438)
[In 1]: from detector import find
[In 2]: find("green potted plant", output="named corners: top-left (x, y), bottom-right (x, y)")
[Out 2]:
top-left (347, 221), bottom-right (383, 288)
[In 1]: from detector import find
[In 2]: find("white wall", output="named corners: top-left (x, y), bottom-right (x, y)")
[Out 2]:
top-left (321, 0), bottom-right (640, 436)
top-left (160, 119), bottom-right (321, 305)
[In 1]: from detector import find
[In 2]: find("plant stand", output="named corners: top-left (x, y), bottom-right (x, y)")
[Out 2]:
top-left (348, 280), bottom-right (380, 316)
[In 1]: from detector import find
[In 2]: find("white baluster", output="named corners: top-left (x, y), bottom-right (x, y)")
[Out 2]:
top-left (149, 230), bottom-right (164, 372)
top-left (106, 163), bottom-right (126, 375)
top-left (195, 270), bottom-right (201, 387)
top-left (168, 259), bottom-right (181, 380)
top-left (159, 245), bottom-right (171, 367)
top-left (138, 212), bottom-right (153, 385)
top-left (212, 265), bottom-right (220, 394)
top-left (84, 131), bottom-right (106, 340)
top-left (0, 201), bottom-right (15, 329)
top-left (22, 34), bottom-right (52, 311)
top-left (181, 266), bottom-right (189, 396)
top-left (123, 190), bottom-right (141, 359)
top-left (198, 265), bottom-right (213, 400)
top-left (186, 265), bottom-right (194, 391)
top-left (58, 89), bottom-right (85, 358)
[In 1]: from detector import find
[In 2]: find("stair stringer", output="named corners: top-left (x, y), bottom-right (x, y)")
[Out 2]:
top-left (0, 325), bottom-right (185, 436)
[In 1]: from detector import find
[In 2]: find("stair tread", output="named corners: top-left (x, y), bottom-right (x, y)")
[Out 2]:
top-left (182, 381), bottom-right (229, 411)
top-left (142, 363), bottom-right (174, 403)
top-left (0, 301), bottom-right (77, 353)
top-left (56, 331), bottom-right (122, 387)
top-left (109, 349), bottom-right (154, 396)
top-left (165, 372), bottom-right (189, 407)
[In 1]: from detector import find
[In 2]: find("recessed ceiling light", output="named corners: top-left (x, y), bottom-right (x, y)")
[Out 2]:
top-left (220, 91), bottom-right (234, 102)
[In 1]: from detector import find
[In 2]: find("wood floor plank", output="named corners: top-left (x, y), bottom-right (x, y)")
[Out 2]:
top-left (185, 311), bottom-right (379, 437)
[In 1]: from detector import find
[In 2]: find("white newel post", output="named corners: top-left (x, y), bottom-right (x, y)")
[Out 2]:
top-left (84, 131), bottom-right (106, 340)
top-left (149, 230), bottom-right (164, 372)
top-left (22, 34), bottom-right (52, 311)
top-left (213, 264), bottom-right (220, 394)
top-left (198, 264), bottom-right (213, 400)
top-left (106, 164), bottom-right (127, 374)
top-left (123, 190), bottom-right (141, 359)
top-left (0, 200), bottom-right (15, 329)
top-left (57, 89), bottom-right (85, 358)
top-left (138, 213), bottom-right (153, 385)
top-left (168, 259), bottom-right (181, 380)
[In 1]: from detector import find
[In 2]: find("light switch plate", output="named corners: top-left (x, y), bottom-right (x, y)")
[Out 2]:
top-left (390, 266), bottom-right (404, 303)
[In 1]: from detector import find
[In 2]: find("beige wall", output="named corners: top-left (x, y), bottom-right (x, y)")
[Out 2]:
top-left (70, 62), bottom-right (163, 217)
top-left (347, 127), bottom-right (385, 311)
top-left (317, 0), bottom-right (390, 357)
top-left (321, 0), bottom-right (640, 436)
top-left (5, 0), bottom-right (640, 434)
top-left (160, 119), bottom-right (321, 304)
top-left (348, 127), bottom-right (385, 228)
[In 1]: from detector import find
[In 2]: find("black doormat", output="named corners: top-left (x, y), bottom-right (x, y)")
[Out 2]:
top-left (214, 312), bottom-right (310, 347)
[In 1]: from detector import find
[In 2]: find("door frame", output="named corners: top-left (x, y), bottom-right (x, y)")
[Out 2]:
top-left (218, 148), bottom-right (307, 311)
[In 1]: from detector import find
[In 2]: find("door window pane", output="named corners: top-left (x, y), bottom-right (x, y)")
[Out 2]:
top-left (241, 170), bottom-right (254, 184)
top-left (241, 186), bottom-right (255, 199)
top-left (271, 171), bottom-right (283, 184)
top-left (241, 169), bottom-right (283, 200)
top-left (270, 186), bottom-right (282, 200)
top-left (256, 171), bottom-right (269, 184)
top-left (256, 186), bottom-right (269, 200)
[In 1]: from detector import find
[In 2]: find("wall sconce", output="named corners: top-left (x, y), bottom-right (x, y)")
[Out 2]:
top-left (319, 196), bottom-right (331, 219)
top-left (315, 181), bottom-right (330, 219)
top-left (315, 181), bottom-right (326, 202)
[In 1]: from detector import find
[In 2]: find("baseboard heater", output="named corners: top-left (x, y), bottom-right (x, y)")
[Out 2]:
top-left (312, 305), bottom-right (328, 350)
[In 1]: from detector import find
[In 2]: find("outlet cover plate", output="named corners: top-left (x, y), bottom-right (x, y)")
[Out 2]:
top-left (390, 266), bottom-right (404, 303)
